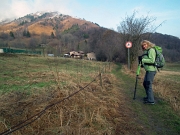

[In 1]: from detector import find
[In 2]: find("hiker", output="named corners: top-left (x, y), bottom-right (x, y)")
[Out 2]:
top-left (138, 40), bottom-right (156, 104)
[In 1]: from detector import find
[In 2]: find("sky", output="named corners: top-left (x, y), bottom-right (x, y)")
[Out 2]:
top-left (0, 0), bottom-right (180, 38)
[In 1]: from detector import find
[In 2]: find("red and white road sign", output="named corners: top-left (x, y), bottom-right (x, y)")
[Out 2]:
top-left (125, 41), bottom-right (132, 48)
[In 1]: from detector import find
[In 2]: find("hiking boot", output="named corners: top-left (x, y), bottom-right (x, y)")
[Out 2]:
top-left (144, 100), bottom-right (155, 105)
top-left (143, 97), bottom-right (148, 101)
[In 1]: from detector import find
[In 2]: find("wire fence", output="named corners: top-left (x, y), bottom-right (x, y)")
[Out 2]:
top-left (0, 57), bottom-right (110, 135)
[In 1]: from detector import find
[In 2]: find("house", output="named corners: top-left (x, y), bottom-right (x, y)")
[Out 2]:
top-left (69, 51), bottom-right (85, 59)
top-left (0, 49), bottom-right (4, 53)
top-left (87, 52), bottom-right (96, 60)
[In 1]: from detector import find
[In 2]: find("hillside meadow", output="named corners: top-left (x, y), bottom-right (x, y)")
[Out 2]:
top-left (0, 54), bottom-right (127, 135)
top-left (0, 54), bottom-right (180, 135)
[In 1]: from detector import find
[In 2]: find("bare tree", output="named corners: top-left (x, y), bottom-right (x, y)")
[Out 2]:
top-left (0, 32), bottom-right (9, 40)
top-left (28, 37), bottom-right (39, 51)
top-left (62, 34), bottom-right (78, 51)
top-left (11, 39), bottom-right (26, 49)
top-left (40, 33), bottom-right (48, 44)
top-left (101, 30), bottom-right (122, 61)
top-left (117, 11), bottom-right (163, 69)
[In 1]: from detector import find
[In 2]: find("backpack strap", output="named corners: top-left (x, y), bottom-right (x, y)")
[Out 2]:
top-left (153, 48), bottom-right (160, 72)
top-left (143, 48), bottom-right (157, 66)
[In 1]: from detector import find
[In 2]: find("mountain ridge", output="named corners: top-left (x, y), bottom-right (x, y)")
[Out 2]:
top-left (1, 11), bottom-right (179, 39)
top-left (0, 11), bottom-right (100, 35)
top-left (0, 11), bottom-right (180, 62)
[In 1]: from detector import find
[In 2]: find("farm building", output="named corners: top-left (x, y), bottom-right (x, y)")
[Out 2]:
top-left (87, 52), bottom-right (96, 60)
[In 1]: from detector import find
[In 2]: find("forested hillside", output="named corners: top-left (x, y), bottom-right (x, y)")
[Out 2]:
top-left (150, 33), bottom-right (180, 62)
top-left (0, 11), bottom-right (180, 62)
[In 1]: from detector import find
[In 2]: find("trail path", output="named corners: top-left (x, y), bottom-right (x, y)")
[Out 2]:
top-left (113, 65), bottom-right (180, 135)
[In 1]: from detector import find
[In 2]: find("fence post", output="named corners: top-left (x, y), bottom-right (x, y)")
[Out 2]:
top-left (99, 73), bottom-right (102, 87)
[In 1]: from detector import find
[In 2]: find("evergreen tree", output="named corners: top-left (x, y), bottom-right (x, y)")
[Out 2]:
top-left (23, 30), bottom-right (27, 37)
top-left (9, 31), bottom-right (15, 39)
top-left (51, 32), bottom-right (55, 38)
top-left (26, 30), bottom-right (31, 37)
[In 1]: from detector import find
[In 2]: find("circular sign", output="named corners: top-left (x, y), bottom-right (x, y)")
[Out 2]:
top-left (125, 41), bottom-right (132, 48)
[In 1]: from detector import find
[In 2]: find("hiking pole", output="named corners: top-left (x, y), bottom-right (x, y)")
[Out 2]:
top-left (133, 60), bottom-right (141, 100)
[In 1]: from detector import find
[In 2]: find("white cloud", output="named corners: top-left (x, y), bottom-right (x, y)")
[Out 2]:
top-left (0, 0), bottom-right (76, 21)
top-left (0, 0), bottom-right (32, 20)
top-left (11, 0), bottom-right (32, 18)
top-left (0, 0), bottom-right (13, 20)
top-left (32, 0), bottom-right (76, 16)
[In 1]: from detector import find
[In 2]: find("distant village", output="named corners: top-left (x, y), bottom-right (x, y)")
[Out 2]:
top-left (63, 51), bottom-right (96, 60)
top-left (0, 48), bottom-right (96, 60)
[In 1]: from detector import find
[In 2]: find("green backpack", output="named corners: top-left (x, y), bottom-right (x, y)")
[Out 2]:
top-left (146, 46), bottom-right (165, 69)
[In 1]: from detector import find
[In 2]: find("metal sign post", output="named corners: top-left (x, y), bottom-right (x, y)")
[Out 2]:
top-left (125, 41), bottom-right (132, 69)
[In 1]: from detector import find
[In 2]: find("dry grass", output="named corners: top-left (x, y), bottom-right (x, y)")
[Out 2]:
top-left (154, 70), bottom-right (180, 113)
top-left (0, 73), bottom-right (122, 135)
top-left (0, 22), bottom-right (18, 32)
top-left (28, 22), bottom-right (55, 35)
top-left (3, 55), bottom-right (178, 134)
top-left (0, 55), bottom-right (131, 135)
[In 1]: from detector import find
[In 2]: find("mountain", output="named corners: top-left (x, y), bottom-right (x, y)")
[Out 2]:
top-left (0, 11), bottom-right (99, 35)
top-left (0, 11), bottom-right (125, 62)
top-left (0, 11), bottom-right (180, 62)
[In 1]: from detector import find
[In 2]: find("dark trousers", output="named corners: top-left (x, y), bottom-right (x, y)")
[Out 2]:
top-left (143, 71), bottom-right (156, 102)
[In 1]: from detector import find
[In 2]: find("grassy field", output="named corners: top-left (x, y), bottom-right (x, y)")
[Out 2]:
top-left (164, 62), bottom-right (180, 72)
top-left (0, 54), bottom-right (122, 135)
top-left (0, 54), bottom-right (180, 135)
top-left (153, 63), bottom-right (180, 113)
top-left (0, 54), bottom-right (105, 94)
